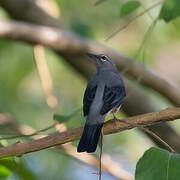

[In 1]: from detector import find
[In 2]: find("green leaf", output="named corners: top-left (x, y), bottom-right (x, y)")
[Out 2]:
top-left (0, 165), bottom-right (12, 178)
top-left (53, 108), bottom-right (81, 123)
top-left (94, 0), bottom-right (108, 6)
top-left (160, 0), bottom-right (180, 22)
top-left (135, 147), bottom-right (180, 180)
top-left (0, 157), bottom-right (13, 178)
top-left (0, 157), bottom-right (37, 180)
top-left (120, 1), bottom-right (141, 18)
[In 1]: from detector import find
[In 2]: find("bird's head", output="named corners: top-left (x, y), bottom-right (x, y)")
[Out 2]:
top-left (87, 53), bottom-right (116, 71)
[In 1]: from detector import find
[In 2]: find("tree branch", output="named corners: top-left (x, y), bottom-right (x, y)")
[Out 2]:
top-left (0, 114), bottom-right (133, 180)
top-left (0, 19), bottom-right (179, 107)
top-left (32, 43), bottom-right (133, 180)
top-left (0, 21), bottom-right (180, 106)
top-left (0, 20), bottom-right (180, 152)
top-left (0, 108), bottom-right (179, 158)
top-left (0, 0), bottom-right (180, 152)
top-left (0, 0), bottom-right (59, 27)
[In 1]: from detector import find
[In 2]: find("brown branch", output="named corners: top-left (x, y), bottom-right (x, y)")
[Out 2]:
top-left (0, 114), bottom-right (133, 180)
top-left (140, 127), bottom-right (175, 153)
top-left (61, 143), bottom-right (134, 180)
top-left (0, 0), bottom-right (180, 151)
top-left (0, 20), bottom-right (179, 108)
top-left (32, 19), bottom-right (133, 179)
top-left (118, 119), bottom-right (176, 153)
top-left (0, 22), bottom-right (180, 152)
top-left (0, 0), bottom-right (60, 27)
top-left (33, 44), bottom-right (134, 179)
top-left (0, 107), bottom-right (179, 158)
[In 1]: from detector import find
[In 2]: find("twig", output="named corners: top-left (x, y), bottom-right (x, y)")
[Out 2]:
top-left (140, 127), bottom-right (176, 153)
top-left (135, 17), bottom-right (159, 59)
top-left (99, 128), bottom-right (104, 180)
top-left (0, 124), bottom-right (54, 140)
top-left (121, 17), bottom-right (159, 101)
top-left (0, 107), bottom-right (179, 158)
top-left (2, 114), bottom-right (134, 180)
top-left (33, 42), bottom-right (133, 180)
top-left (105, 1), bottom-right (162, 41)
top-left (118, 119), bottom-right (176, 153)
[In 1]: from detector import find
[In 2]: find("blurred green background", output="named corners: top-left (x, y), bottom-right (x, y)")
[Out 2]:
top-left (0, 0), bottom-right (180, 179)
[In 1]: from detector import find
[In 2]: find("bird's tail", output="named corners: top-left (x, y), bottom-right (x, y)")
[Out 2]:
top-left (77, 123), bottom-right (103, 153)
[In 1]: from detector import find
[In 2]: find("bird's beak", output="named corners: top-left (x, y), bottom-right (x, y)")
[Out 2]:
top-left (87, 53), bottom-right (99, 61)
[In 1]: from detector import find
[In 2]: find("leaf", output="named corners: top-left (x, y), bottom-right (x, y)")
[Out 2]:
top-left (159, 0), bottom-right (180, 22)
top-left (135, 147), bottom-right (180, 180)
top-left (0, 157), bottom-right (37, 180)
top-left (120, 1), bottom-right (141, 18)
top-left (0, 165), bottom-right (12, 178)
top-left (94, 0), bottom-right (108, 6)
top-left (0, 157), bottom-right (13, 178)
top-left (53, 108), bottom-right (81, 123)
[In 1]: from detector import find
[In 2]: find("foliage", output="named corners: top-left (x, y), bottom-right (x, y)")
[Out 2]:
top-left (119, 1), bottom-right (141, 18)
top-left (0, 164), bottom-right (12, 178)
top-left (0, 157), bottom-right (37, 180)
top-left (135, 147), bottom-right (180, 180)
top-left (160, 0), bottom-right (180, 22)
top-left (0, 0), bottom-right (180, 179)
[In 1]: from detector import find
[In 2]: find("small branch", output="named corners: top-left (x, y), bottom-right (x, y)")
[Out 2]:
top-left (1, 114), bottom-right (133, 180)
top-left (0, 124), bottom-right (54, 140)
top-left (34, 45), bottom-right (58, 109)
top-left (140, 127), bottom-right (176, 153)
top-left (99, 129), bottom-right (104, 180)
top-left (0, 108), bottom-right (179, 158)
top-left (33, 38), bottom-right (133, 180)
top-left (1, 0), bottom-right (180, 152)
top-left (118, 119), bottom-right (176, 153)
top-left (105, 1), bottom-right (162, 41)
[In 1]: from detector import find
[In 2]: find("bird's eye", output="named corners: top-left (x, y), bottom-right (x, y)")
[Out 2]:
top-left (101, 56), bottom-right (106, 61)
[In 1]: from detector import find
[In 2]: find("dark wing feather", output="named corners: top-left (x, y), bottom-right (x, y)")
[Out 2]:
top-left (100, 85), bottom-right (126, 115)
top-left (83, 85), bottom-right (97, 116)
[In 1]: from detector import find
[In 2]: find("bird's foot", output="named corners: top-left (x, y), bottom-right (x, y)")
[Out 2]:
top-left (113, 113), bottom-right (118, 128)
top-left (113, 113), bottom-right (118, 120)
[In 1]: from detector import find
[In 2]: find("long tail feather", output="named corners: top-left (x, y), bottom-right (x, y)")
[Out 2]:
top-left (77, 123), bottom-right (103, 153)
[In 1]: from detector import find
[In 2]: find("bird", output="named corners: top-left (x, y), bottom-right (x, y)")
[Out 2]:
top-left (77, 53), bottom-right (126, 153)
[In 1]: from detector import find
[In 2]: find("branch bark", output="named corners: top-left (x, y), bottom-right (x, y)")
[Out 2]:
top-left (0, 107), bottom-right (179, 158)
top-left (0, 114), bottom-right (133, 180)
top-left (0, 0), bottom-right (59, 27)
top-left (0, 18), bottom-right (179, 107)
top-left (0, 0), bottom-right (180, 152)
top-left (0, 19), bottom-right (180, 152)
top-left (32, 43), bottom-right (133, 180)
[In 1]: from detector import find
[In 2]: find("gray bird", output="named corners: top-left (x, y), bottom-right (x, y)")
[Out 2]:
top-left (77, 53), bottom-right (126, 153)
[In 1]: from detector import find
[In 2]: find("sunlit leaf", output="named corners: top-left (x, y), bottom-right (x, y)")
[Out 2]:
top-left (0, 165), bottom-right (12, 178)
top-left (120, 1), bottom-right (141, 18)
top-left (159, 0), bottom-right (180, 22)
top-left (0, 157), bottom-right (37, 180)
top-left (0, 157), bottom-right (13, 178)
top-left (135, 147), bottom-right (180, 180)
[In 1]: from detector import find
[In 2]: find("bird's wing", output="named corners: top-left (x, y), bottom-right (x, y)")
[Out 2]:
top-left (100, 84), bottom-right (126, 115)
top-left (83, 84), bottom-right (97, 116)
